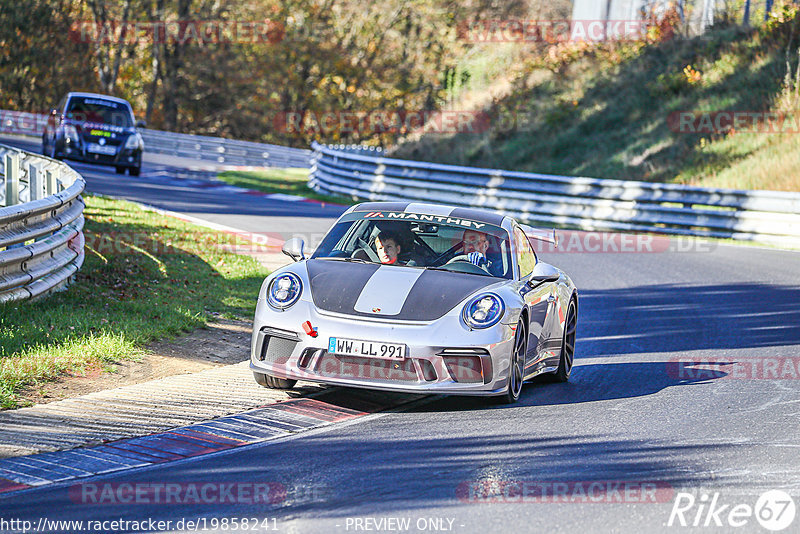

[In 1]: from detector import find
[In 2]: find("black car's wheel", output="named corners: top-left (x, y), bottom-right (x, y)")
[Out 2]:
top-left (551, 298), bottom-right (577, 382)
top-left (129, 166), bottom-right (141, 177)
top-left (253, 371), bottom-right (297, 390)
top-left (497, 319), bottom-right (526, 404)
top-left (115, 166), bottom-right (126, 174)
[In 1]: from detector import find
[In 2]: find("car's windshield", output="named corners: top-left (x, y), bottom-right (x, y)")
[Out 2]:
top-left (312, 211), bottom-right (513, 279)
top-left (65, 97), bottom-right (134, 128)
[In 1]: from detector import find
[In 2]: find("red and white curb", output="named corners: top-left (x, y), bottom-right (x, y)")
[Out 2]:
top-left (0, 393), bottom-right (417, 496)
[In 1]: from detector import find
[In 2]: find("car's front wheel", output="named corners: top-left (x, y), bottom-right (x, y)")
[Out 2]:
top-left (129, 166), bottom-right (141, 177)
top-left (115, 166), bottom-right (126, 174)
top-left (253, 371), bottom-right (297, 390)
top-left (497, 319), bottom-right (526, 404)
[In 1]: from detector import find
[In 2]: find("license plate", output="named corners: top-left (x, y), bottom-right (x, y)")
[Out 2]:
top-left (87, 143), bottom-right (117, 155)
top-left (328, 337), bottom-right (406, 360)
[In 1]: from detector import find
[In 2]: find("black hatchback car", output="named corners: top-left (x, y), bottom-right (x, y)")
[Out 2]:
top-left (42, 92), bottom-right (144, 176)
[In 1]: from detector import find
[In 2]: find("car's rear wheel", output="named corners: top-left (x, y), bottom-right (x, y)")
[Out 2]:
top-left (115, 166), bottom-right (125, 174)
top-left (497, 319), bottom-right (526, 404)
top-left (253, 371), bottom-right (297, 390)
top-left (551, 299), bottom-right (577, 382)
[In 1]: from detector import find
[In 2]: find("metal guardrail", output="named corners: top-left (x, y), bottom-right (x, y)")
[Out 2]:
top-left (0, 109), bottom-right (312, 168)
top-left (0, 144), bottom-right (85, 303)
top-left (140, 129), bottom-right (311, 168)
top-left (310, 142), bottom-right (800, 247)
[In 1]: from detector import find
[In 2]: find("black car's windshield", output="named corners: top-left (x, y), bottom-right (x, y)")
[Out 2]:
top-left (65, 97), bottom-right (134, 128)
top-left (312, 211), bottom-right (513, 279)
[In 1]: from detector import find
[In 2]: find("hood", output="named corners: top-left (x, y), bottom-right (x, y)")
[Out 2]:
top-left (305, 259), bottom-right (500, 322)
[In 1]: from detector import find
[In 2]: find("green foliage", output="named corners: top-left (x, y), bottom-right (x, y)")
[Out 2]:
top-left (1, 0), bottom-right (571, 145)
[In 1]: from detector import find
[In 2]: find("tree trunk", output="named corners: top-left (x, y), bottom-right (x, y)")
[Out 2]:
top-left (87, 0), bottom-right (132, 94)
top-left (162, 0), bottom-right (192, 130)
top-left (145, 0), bottom-right (164, 125)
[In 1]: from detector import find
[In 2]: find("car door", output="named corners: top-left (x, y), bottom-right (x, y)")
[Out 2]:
top-left (521, 229), bottom-right (564, 370)
top-left (513, 226), bottom-right (550, 376)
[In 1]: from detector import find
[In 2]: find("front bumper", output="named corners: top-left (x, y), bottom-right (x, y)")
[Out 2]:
top-left (60, 139), bottom-right (141, 168)
top-left (250, 297), bottom-right (516, 396)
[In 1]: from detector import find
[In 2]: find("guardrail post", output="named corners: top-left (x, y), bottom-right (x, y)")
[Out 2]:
top-left (29, 163), bottom-right (42, 201)
top-left (45, 168), bottom-right (58, 196)
top-left (4, 153), bottom-right (19, 207)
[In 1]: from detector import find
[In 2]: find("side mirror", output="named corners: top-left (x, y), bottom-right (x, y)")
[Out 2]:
top-left (282, 237), bottom-right (305, 261)
top-left (527, 262), bottom-right (560, 286)
top-left (135, 119), bottom-right (147, 128)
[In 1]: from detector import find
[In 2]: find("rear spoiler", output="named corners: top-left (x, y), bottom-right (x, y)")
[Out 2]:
top-left (519, 225), bottom-right (559, 248)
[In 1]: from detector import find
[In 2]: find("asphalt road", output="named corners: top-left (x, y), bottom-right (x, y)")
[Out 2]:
top-left (2, 135), bottom-right (800, 533)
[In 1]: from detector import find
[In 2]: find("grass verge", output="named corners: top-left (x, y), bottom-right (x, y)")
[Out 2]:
top-left (0, 195), bottom-right (269, 409)
top-left (217, 167), bottom-right (356, 205)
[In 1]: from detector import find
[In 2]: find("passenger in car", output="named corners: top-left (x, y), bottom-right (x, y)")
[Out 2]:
top-left (375, 231), bottom-right (402, 265)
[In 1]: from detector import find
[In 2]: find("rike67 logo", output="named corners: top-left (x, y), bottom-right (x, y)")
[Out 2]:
top-left (668, 490), bottom-right (796, 531)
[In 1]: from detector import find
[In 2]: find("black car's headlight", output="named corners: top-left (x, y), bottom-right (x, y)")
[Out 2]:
top-left (462, 293), bottom-right (504, 329)
top-left (267, 273), bottom-right (302, 310)
top-left (64, 124), bottom-right (80, 143)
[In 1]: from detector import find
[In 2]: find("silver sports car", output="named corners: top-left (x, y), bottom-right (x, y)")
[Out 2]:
top-left (250, 202), bottom-right (578, 403)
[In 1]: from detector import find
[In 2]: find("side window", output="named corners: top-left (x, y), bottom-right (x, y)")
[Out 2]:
top-left (514, 227), bottom-right (536, 279)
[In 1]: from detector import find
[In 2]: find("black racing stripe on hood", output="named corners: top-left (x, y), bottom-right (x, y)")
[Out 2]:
top-left (307, 259), bottom-right (380, 315)
top-left (396, 269), bottom-right (498, 321)
top-left (307, 260), bottom-right (500, 321)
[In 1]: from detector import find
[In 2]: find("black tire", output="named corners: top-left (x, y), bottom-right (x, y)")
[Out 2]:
top-left (115, 166), bottom-right (126, 174)
top-left (253, 371), bottom-right (297, 390)
top-left (129, 166), bottom-right (141, 177)
top-left (551, 298), bottom-right (577, 382)
top-left (496, 319), bottom-right (527, 404)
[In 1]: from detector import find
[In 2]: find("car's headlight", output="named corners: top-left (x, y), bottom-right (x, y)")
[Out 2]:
top-left (64, 124), bottom-right (79, 142)
top-left (462, 293), bottom-right (505, 329)
top-left (267, 273), bottom-right (302, 310)
top-left (125, 133), bottom-right (143, 150)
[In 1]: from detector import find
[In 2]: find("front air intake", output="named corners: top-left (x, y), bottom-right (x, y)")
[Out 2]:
top-left (256, 328), bottom-right (300, 364)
